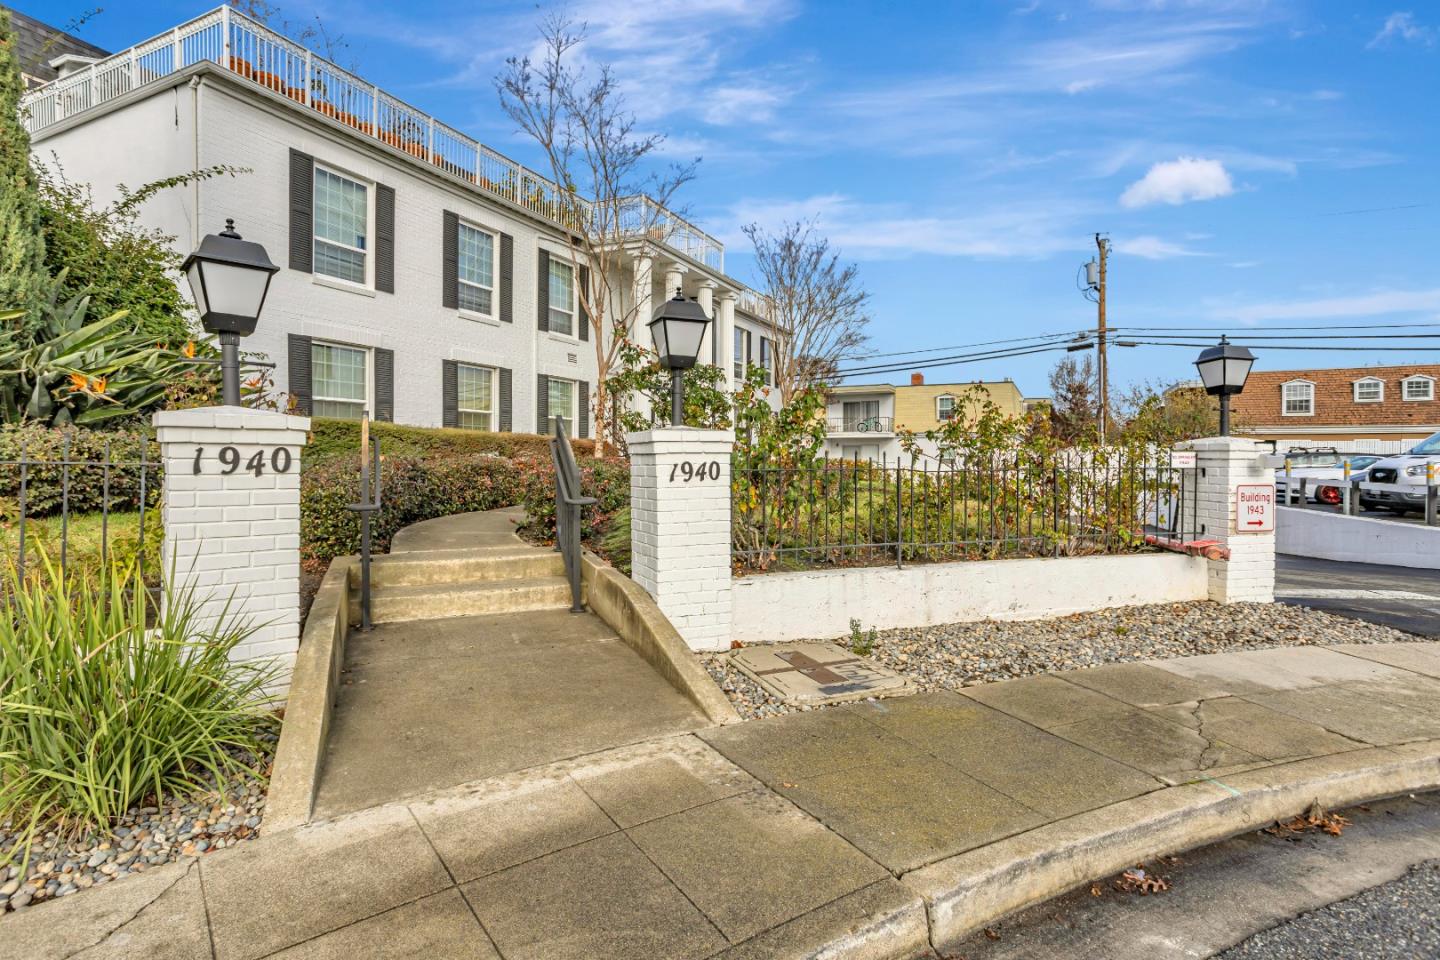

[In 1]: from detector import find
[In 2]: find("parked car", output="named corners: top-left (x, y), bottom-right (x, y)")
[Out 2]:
top-left (1359, 431), bottom-right (1440, 514)
top-left (1275, 453), bottom-right (1382, 505)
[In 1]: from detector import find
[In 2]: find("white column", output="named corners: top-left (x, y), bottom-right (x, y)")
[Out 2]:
top-left (663, 264), bottom-right (687, 304)
top-left (1178, 436), bottom-right (1275, 603)
top-left (717, 292), bottom-right (737, 390)
top-left (633, 253), bottom-right (654, 350)
top-left (154, 407), bottom-right (310, 689)
top-left (627, 428), bottom-right (734, 651)
top-left (696, 280), bottom-right (717, 368)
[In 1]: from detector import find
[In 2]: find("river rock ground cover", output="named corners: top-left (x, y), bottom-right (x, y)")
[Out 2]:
top-left (703, 600), bottom-right (1424, 721)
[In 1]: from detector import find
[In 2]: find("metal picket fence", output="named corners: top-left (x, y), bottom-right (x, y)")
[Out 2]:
top-left (1, 435), bottom-right (163, 585)
top-left (731, 448), bottom-right (1196, 573)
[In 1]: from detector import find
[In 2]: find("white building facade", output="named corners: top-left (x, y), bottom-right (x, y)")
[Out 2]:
top-left (21, 7), bottom-right (779, 437)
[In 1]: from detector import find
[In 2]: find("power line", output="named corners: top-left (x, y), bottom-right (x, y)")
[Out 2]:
top-left (1113, 321), bottom-right (1440, 332)
top-left (1114, 332), bottom-right (1440, 342)
top-left (843, 329), bottom-right (1085, 362)
top-left (1114, 339), bottom-right (1440, 352)
top-left (835, 342), bottom-right (1077, 378)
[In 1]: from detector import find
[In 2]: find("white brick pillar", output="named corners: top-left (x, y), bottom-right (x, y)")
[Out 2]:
top-left (1178, 436), bottom-right (1275, 603)
top-left (628, 428), bottom-right (733, 651)
top-left (154, 407), bottom-right (310, 686)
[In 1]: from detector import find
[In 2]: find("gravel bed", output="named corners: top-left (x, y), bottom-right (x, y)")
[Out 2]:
top-left (1218, 859), bottom-right (1440, 959)
top-left (0, 744), bottom-right (273, 915)
top-left (704, 600), bottom-right (1425, 721)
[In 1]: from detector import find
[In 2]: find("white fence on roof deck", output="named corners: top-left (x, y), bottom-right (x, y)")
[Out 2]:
top-left (18, 5), bottom-right (731, 278)
top-left (1270, 439), bottom-right (1420, 456)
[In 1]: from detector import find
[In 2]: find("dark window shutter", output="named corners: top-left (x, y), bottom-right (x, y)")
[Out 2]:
top-left (287, 334), bottom-right (313, 415)
top-left (374, 348), bottom-right (395, 422)
top-left (441, 210), bottom-right (459, 309)
top-left (578, 381), bottom-right (590, 439)
top-left (537, 249), bottom-right (550, 332)
top-left (578, 265), bottom-right (590, 342)
top-left (288, 150), bottom-right (313, 273)
top-left (498, 367), bottom-right (513, 431)
top-left (537, 373), bottom-right (550, 434)
top-left (375, 184), bottom-right (395, 293)
top-left (499, 233), bottom-right (513, 323)
top-left (442, 359), bottom-right (458, 427)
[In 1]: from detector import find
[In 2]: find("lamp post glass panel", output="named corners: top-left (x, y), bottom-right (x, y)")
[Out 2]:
top-left (1194, 335), bottom-right (1255, 436)
top-left (648, 289), bottom-right (711, 426)
top-left (182, 219), bottom-right (280, 406)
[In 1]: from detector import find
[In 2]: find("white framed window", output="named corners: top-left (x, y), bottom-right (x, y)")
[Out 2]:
top-left (842, 400), bottom-right (880, 431)
top-left (313, 166), bottom-right (370, 285)
top-left (936, 394), bottom-right (957, 421)
top-left (312, 341), bottom-right (370, 419)
top-left (458, 223), bottom-right (497, 316)
top-left (1282, 380), bottom-right (1314, 416)
top-left (456, 364), bottom-right (495, 431)
top-left (734, 328), bottom-right (752, 379)
top-left (1403, 376), bottom-right (1435, 402)
top-left (547, 377), bottom-right (577, 431)
top-left (547, 258), bottom-right (575, 337)
top-left (1353, 377), bottom-right (1384, 403)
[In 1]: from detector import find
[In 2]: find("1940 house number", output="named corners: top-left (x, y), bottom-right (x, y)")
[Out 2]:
top-left (669, 460), bottom-right (721, 482)
top-left (193, 445), bottom-right (293, 477)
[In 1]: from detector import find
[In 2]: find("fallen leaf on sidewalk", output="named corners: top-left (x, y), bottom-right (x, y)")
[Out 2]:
top-left (1089, 883), bottom-right (1102, 897)
top-left (1264, 802), bottom-right (1351, 838)
top-left (1113, 868), bottom-right (1170, 895)
top-left (983, 928), bottom-right (1001, 941)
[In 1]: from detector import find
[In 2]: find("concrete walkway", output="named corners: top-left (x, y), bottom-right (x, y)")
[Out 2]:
top-left (314, 510), bottom-right (708, 817)
top-left (10, 641), bottom-right (1440, 959)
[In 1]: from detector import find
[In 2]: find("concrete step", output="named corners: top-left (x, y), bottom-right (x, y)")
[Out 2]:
top-left (364, 576), bottom-right (574, 624)
top-left (353, 548), bottom-right (564, 589)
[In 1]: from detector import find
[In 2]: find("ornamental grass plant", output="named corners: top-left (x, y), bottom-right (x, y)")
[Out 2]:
top-left (0, 549), bottom-right (278, 866)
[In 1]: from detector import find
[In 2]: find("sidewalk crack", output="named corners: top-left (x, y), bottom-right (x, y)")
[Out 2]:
top-left (71, 859), bottom-right (199, 958)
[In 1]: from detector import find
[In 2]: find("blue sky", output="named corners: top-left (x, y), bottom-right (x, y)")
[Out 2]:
top-left (21, 0), bottom-right (1440, 397)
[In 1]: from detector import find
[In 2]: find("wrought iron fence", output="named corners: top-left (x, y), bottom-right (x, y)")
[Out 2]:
top-left (732, 449), bottom-right (1198, 573)
top-left (1, 435), bottom-right (163, 587)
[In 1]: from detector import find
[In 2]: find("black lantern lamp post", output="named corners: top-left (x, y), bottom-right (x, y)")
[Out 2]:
top-left (1194, 335), bottom-right (1255, 436)
top-left (182, 219), bottom-right (280, 406)
top-left (648, 288), bottom-right (711, 426)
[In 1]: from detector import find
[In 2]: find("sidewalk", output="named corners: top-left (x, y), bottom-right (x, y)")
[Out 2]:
top-left (9, 642), bottom-right (1440, 959)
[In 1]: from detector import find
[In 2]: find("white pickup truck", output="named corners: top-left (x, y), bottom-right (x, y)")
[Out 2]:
top-left (1359, 430), bottom-right (1440, 515)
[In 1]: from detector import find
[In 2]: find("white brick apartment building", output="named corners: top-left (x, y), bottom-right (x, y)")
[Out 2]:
top-left (18, 7), bottom-right (780, 436)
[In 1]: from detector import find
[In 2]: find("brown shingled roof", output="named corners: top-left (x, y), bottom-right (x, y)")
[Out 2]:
top-left (2, 5), bottom-right (109, 88)
top-left (1231, 363), bottom-right (1440, 428)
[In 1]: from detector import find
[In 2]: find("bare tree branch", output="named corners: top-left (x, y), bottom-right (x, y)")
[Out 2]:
top-left (743, 220), bottom-right (869, 403)
top-left (496, 14), bottom-right (698, 453)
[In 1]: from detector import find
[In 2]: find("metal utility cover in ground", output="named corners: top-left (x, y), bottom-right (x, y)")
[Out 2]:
top-left (731, 642), bottom-right (913, 705)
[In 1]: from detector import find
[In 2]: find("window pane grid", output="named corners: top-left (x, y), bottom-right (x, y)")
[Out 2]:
top-left (548, 378), bottom-right (575, 428)
top-left (313, 343), bottom-right (367, 420)
top-left (1283, 383), bottom-right (1313, 415)
top-left (548, 260), bottom-right (574, 336)
top-left (1356, 380), bottom-right (1382, 401)
top-left (459, 224), bottom-right (495, 316)
top-left (314, 168), bottom-right (368, 284)
top-left (1405, 379), bottom-right (1434, 400)
top-left (457, 365), bottom-right (494, 430)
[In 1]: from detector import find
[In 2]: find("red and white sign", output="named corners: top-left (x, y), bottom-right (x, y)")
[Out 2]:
top-left (1235, 484), bottom-right (1274, 533)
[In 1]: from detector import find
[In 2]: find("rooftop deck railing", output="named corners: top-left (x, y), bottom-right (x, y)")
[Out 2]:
top-left (19, 6), bottom-right (729, 274)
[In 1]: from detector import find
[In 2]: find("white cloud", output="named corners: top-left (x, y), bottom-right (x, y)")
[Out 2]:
top-left (1120, 156), bottom-right (1235, 207)
top-left (724, 194), bottom-right (1091, 260)
top-left (1114, 235), bottom-right (1204, 259)
top-left (1217, 289), bottom-right (1440, 324)
top-left (1228, 260), bottom-right (1261, 269)
top-left (1368, 12), bottom-right (1436, 48)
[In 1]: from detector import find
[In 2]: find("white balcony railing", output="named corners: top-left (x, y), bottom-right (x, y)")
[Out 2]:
top-left (19, 6), bottom-right (728, 274)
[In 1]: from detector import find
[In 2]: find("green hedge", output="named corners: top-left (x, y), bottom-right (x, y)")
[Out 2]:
top-left (304, 418), bottom-right (595, 464)
top-left (518, 456), bottom-right (630, 545)
top-left (0, 424), bottom-right (159, 517)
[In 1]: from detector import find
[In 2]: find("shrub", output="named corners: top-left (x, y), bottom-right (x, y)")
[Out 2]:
top-left (0, 423), bottom-right (159, 517)
top-left (0, 551), bottom-right (277, 862)
top-left (304, 418), bottom-right (594, 465)
top-left (518, 455), bottom-right (630, 545)
top-left (301, 453), bottom-right (537, 564)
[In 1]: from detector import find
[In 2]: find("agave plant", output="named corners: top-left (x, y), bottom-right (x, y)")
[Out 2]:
top-left (0, 283), bottom-right (207, 426)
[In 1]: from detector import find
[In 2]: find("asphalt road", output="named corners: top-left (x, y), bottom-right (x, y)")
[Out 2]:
top-left (1276, 555), bottom-right (1440, 637)
top-left (949, 793), bottom-right (1440, 960)
top-left (1220, 859), bottom-right (1440, 960)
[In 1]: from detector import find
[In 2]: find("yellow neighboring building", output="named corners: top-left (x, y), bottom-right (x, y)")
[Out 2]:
top-left (824, 373), bottom-right (1026, 461)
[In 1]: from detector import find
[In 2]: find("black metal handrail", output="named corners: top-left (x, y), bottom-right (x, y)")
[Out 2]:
top-left (549, 415), bottom-right (596, 613)
top-left (346, 433), bottom-right (382, 630)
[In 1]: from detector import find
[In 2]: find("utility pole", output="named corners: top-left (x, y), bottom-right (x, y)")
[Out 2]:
top-left (1095, 233), bottom-right (1109, 443)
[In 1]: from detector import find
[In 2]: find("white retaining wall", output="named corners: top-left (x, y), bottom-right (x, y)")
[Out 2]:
top-left (1277, 506), bottom-right (1440, 570)
top-left (731, 553), bottom-right (1208, 643)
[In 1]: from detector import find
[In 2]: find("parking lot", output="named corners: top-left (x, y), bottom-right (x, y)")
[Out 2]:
top-left (1277, 555), bottom-right (1440, 637)
top-left (1280, 501), bottom-right (1435, 527)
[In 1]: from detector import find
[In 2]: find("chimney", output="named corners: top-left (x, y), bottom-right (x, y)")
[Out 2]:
top-left (910, 372), bottom-right (924, 386)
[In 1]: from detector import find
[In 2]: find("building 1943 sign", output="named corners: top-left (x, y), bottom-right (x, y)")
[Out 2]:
top-left (1235, 484), bottom-right (1275, 533)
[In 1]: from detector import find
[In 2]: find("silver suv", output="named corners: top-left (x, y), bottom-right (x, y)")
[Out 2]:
top-left (1360, 430), bottom-right (1440, 514)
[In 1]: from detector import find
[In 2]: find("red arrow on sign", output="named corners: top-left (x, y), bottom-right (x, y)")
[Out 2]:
top-left (1246, 520), bottom-right (1264, 526)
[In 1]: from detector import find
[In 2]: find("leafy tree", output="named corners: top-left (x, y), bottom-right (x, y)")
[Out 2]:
top-left (1047, 354), bottom-right (1101, 443)
top-left (0, 11), bottom-right (51, 332)
top-left (605, 339), bottom-right (732, 439)
top-left (1117, 379), bottom-right (1239, 443)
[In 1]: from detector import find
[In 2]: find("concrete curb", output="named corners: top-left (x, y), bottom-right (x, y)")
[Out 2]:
top-left (266, 555), bottom-right (355, 831)
top-left (903, 740), bottom-right (1440, 954)
top-left (581, 551), bottom-right (740, 726)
